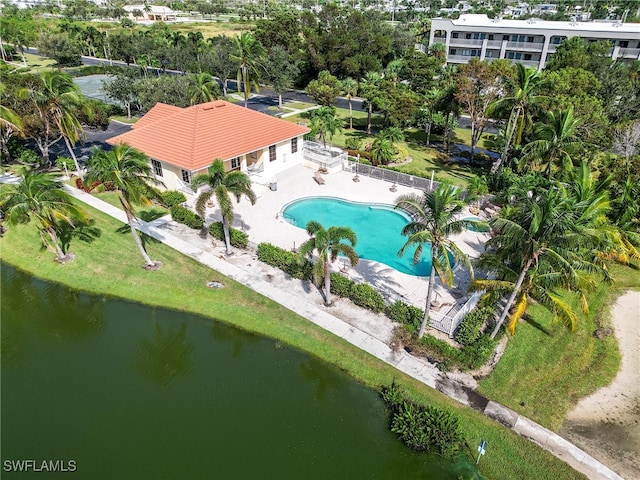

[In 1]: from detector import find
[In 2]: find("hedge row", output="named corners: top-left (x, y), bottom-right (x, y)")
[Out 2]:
top-left (257, 243), bottom-right (385, 313)
top-left (209, 222), bottom-right (249, 249)
top-left (170, 205), bottom-right (203, 230)
top-left (256, 243), bottom-right (312, 280)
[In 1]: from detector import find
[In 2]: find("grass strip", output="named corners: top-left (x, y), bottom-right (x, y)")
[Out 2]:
top-left (479, 263), bottom-right (639, 429)
top-left (0, 200), bottom-right (587, 480)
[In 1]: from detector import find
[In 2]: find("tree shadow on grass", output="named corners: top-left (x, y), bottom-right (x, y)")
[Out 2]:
top-left (523, 314), bottom-right (552, 336)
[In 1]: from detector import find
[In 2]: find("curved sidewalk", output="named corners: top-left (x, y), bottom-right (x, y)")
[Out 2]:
top-left (65, 185), bottom-right (624, 480)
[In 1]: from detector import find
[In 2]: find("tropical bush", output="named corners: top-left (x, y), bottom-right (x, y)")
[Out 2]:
top-left (256, 243), bottom-right (313, 280)
top-left (330, 272), bottom-right (355, 297)
top-left (159, 190), bottom-right (186, 208)
top-left (55, 156), bottom-right (74, 171)
top-left (382, 383), bottom-right (465, 457)
top-left (454, 306), bottom-right (495, 347)
top-left (350, 283), bottom-right (385, 313)
top-left (387, 300), bottom-right (423, 331)
top-left (170, 205), bottom-right (203, 229)
top-left (209, 221), bottom-right (249, 249)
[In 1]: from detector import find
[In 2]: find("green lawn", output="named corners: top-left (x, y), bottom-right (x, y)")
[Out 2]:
top-left (286, 108), bottom-right (491, 187)
top-left (110, 115), bottom-right (138, 124)
top-left (0, 200), bottom-right (586, 480)
top-left (479, 263), bottom-right (640, 429)
top-left (4, 53), bottom-right (56, 73)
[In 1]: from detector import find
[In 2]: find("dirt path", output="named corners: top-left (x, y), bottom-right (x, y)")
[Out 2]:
top-left (560, 291), bottom-right (640, 480)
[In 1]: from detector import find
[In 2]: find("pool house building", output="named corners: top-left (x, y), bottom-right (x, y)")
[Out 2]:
top-left (106, 101), bottom-right (310, 194)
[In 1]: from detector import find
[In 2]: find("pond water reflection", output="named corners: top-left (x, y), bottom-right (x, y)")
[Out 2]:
top-left (1, 265), bottom-right (458, 479)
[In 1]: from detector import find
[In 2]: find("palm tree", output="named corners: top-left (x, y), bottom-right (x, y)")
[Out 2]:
top-left (341, 77), bottom-right (358, 130)
top-left (0, 81), bottom-right (23, 162)
top-left (489, 63), bottom-right (545, 173)
top-left (395, 184), bottom-right (473, 339)
top-left (520, 106), bottom-right (583, 178)
top-left (232, 32), bottom-right (266, 108)
top-left (473, 167), bottom-right (618, 339)
top-left (466, 176), bottom-right (488, 210)
top-left (359, 71), bottom-right (382, 135)
top-left (298, 221), bottom-right (359, 307)
top-left (310, 106), bottom-right (343, 148)
top-left (85, 145), bottom-right (163, 269)
top-left (19, 71), bottom-right (89, 176)
top-left (0, 168), bottom-right (87, 262)
top-left (370, 134), bottom-right (395, 165)
top-left (192, 159), bottom-right (256, 255)
top-left (189, 72), bottom-right (220, 105)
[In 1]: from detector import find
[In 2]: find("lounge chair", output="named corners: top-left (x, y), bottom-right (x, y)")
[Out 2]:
top-left (314, 171), bottom-right (326, 185)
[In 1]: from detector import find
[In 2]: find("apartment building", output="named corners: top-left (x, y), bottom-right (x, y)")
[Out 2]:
top-left (429, 14), bottom-right (640, 70)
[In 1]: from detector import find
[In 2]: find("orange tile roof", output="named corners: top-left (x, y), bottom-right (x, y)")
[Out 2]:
top-left (107, 101), bottom-right (310, 172)
top-left (131, 103), bottom-right (182, 130)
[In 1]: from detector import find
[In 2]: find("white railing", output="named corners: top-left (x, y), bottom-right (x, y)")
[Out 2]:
top-left (303, 142), bottom-right (347, 169)
top-left (429, 290), bottom-right (484, 337)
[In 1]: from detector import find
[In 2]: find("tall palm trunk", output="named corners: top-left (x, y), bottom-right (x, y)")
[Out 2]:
top-left (62, 135), bottom-right (83, 179)
top-left (490, 256), bottom-right (534, 339)
top-left (348, 98), bottom-right (353, 129)
top-left (324, 251), bottom-right (332, 306)
top-left (222, 216), bottom-right (233, 255)
top-left (425, 120), bottom-right (432, 146)
top-left (493, 106), bottom-right (521, 173)
top-left (124, 208), bottom-right (155, 266)
top-left (367, 104), bottom-right (372, 135)
top-left (418, 261), bottom-right (437, 339)
top-left (45, 226), bottom-right (66, 260)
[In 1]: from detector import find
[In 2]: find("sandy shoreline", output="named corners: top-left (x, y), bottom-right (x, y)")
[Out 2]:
top-left (561, 290), bottom-right (640, 480)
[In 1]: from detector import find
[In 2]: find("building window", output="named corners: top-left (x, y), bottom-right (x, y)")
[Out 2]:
top-left (269, 145), bottom-right (276, 162)
top-left (503, 35), bottom-right (509, 41)
top-left (524, 54), bottom-right (532, 61)
top-left (619, 40), bottom-right (629, 48)
top-left (450, 48), bottom-right (457, 55)
top-left (181, 169), bottom-right (191, 184)
top-left (488, 34), bottom-right (494, 40)
top-left (465, 33), bottom-right (471, 39)
top-left (527, 36), bottom-right (534, 43)
top-left (151, 159), bottom-right (163, 177)
top-left (452, 32), bottom-right (459, 38)
top-left (230, 157), bottom-right (241, 170)
top-left (291, 137), bottom-right (298, 154)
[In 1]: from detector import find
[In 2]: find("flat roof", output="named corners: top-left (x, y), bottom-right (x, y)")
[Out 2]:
top-left (434, 14), bottom-right (640, 34)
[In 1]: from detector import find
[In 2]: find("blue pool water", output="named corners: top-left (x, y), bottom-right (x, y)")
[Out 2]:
top-left (282, 197), bottom-right (432, 276)
top-left (462, 216), bottom-right (490, 232)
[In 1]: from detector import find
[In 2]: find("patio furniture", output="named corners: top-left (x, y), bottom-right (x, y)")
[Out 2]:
top-left (314, 171), bottom-right (326, 185)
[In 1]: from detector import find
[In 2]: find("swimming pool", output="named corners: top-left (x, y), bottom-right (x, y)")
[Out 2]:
top-left (282, 197), bottom-right (433, 276)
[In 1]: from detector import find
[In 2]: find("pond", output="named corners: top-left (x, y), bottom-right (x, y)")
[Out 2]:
top-left (1, 265), bottom-right (459, 479)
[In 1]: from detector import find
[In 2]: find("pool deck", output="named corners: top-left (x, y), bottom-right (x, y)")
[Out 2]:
top-left (187, 164), bottom-right (490, 313)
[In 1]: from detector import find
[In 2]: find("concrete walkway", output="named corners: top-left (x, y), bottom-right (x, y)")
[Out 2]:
top-left (12, 175), bottom-right (623, 480)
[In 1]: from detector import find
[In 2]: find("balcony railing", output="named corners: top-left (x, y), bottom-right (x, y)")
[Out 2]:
top-left (449, 38), bottom-right (484, 47)
top-left (506, 41), bottom-right (544, 51)
top-left (618, 48), bottom-right (640, 59)
top-left (447, 54), bottom-right (480, 62)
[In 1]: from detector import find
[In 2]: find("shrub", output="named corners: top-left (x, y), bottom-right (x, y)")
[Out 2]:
top-left (208, 221), bottom-right (248, 249)
top-left (459, 334), bottom-right (498, 370)
top-left (75, 178), bottom-right (102, 192)
top-left (383, 384), bottom-right (464, 457)
top-left (160, 190), bottom-right (186, 208)
top-left (329, 272), bottom-right (354, 297)
top-left (18, 149), bottom-right (40, 165)
top-left (55, 156), bottom-right (74, 171)
top-left (170, 205), bottom-right (203, 229)
top-left (454, 306), bottom-right (494, 347)
top-left (350, 283), bottom-right (385, 313)
top-left (386, 301), bottom-right (424, 331)
top-left (256, 243), bottom-right (312, 280)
